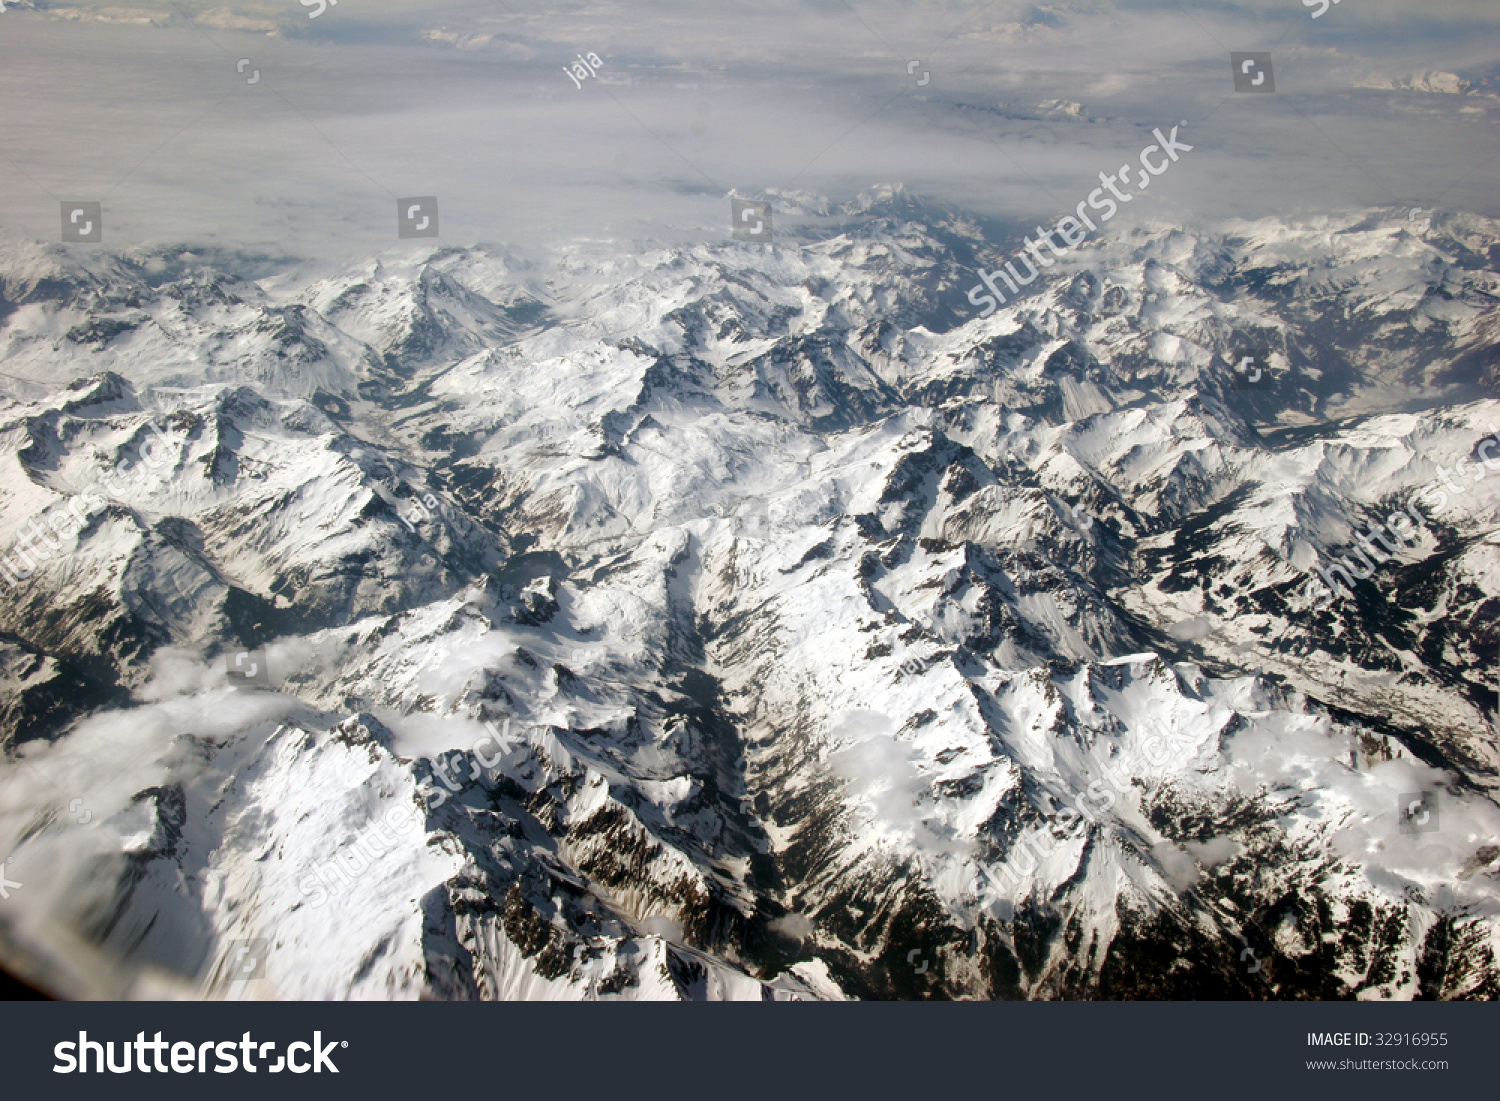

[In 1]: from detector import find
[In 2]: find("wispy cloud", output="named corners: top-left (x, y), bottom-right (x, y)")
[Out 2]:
top-left (0, 1), bottom-right (1493, 257)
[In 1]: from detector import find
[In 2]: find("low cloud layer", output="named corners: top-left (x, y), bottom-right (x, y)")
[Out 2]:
top-left (0, 2), bottom-right (1495, 257)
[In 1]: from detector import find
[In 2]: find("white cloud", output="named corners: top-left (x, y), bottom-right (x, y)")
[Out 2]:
top-left (0, 0), bottom-right (1492, 259)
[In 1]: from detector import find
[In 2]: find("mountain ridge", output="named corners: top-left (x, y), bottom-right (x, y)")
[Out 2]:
top-left (0, 192), bottom-right (1496, 999)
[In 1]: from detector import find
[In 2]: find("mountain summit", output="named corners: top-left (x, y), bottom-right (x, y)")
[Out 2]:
top-left (0, 199), bottom-right (1496, 999)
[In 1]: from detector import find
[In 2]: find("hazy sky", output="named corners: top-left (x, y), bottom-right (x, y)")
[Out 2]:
top-left (0, 0), bottom-right (1495, 257)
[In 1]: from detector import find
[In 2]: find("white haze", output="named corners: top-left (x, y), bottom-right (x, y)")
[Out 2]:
top-left (0, 0), bottom-right (1494, 259)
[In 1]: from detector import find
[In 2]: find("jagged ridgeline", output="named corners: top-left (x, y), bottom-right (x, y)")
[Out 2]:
top-left (0, 193), bottom-right (1496, 999)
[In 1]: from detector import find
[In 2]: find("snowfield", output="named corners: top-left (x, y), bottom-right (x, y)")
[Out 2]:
top-left (0, 192), bottom-right (1496, 999)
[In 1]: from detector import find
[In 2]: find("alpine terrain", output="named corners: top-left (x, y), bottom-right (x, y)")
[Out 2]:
top-left (0, 188), bottom-right (1496, 1000)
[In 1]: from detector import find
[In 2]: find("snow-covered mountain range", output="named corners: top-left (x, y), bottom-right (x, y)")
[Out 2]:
top-left (0, 189), bottom-right (1496, 999)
